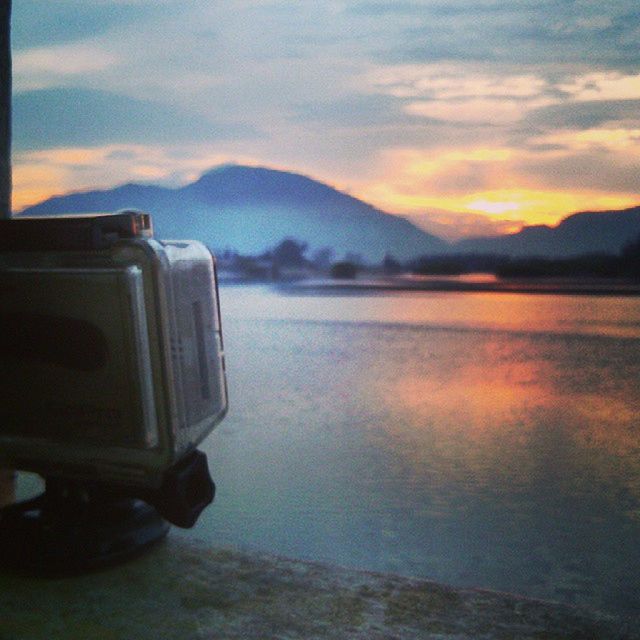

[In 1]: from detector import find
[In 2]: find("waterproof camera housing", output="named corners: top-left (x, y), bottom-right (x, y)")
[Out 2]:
top-left (0, 212), bottom-right (227, 493)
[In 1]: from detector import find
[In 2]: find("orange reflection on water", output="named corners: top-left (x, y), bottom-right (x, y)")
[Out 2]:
top-left (393, 351), bottom-right (545, 425)
top-left (366, 323), bottom-right (640, 509)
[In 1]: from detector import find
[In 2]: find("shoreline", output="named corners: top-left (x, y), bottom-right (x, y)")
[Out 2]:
top-left (1, 537), bottom-right (637, 639)
top-left (275, 275), bottom-right (640, 297)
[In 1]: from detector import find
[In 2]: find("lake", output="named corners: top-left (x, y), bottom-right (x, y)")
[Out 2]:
top-left (170, 284), bottom-right (640, 622)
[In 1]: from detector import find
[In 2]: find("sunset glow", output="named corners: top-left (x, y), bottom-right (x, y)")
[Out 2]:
top-left (10, 2), bottom-right (640, 237)
top-left (358, 182), bottom-right (639, 228)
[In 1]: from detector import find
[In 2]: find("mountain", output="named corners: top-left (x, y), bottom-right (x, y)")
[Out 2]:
top-left (453, 207), bottom-right (640, 257)
top-left (16, 165), bottom-right (640, 260)
top-left (17, 165), bottom-right (447, 263)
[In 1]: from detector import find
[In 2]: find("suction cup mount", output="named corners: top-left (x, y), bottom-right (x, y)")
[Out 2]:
top-left (0, 450), bottom-right (215, 575)
top-left (0, 479), bottom-right (169, 574)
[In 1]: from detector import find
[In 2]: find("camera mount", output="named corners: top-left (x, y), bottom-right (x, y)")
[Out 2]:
top-left (0, 450), bottom-right (215, 574)
top-left (0, 481), bottom-right (169, 574)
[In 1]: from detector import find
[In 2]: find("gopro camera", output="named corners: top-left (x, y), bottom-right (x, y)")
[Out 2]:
top-left (0, 212), bottom-right (227, 533)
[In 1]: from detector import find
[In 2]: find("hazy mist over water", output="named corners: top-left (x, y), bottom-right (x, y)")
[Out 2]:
top-left (175, 286), bottom-right (640, 619)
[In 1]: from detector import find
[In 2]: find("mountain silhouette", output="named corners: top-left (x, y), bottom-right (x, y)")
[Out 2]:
top-left (453, 207), bottom-right (640, 257)
top-left (17, 165), bottom-right (640, 260)
top-left (18, 165), bottom-right (447, 262)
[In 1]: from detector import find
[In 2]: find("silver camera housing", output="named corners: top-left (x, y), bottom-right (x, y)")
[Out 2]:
top-left (0, 212), bottom-right (227, 489)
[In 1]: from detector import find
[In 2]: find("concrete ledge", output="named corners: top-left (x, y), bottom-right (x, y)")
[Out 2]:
top-left (0, 536), bottom-right (636, 639)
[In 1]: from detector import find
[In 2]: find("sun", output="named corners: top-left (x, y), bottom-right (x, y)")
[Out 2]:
top-left (466, 200), bottom-right (522, 215)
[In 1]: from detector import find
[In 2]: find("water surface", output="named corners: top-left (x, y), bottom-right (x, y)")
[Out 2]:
top-left (181, 287), bottom-right (640, 619)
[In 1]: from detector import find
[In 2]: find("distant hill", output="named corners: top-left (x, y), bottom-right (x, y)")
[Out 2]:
top-left (16, 165), bottom-right (640, 260)
top-left (17, 165), bottom-right (447, 263)
top-left (453, 207), bottom-right (640, 257)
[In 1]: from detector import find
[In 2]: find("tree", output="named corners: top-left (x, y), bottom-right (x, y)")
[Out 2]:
top-left (330, 261), bottom-right (358, 279)
top-left (311, 247), bottom-right (335, 271)
top-left (382, 253), bottom-right (402, 274)
top-left (272, 238), bottom-right (308, 267)
top-left (344, 252), bottom-right (363, 267)
top-left (621, 233), bottom-right (640, 278)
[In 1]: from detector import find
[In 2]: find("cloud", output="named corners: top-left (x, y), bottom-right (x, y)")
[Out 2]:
top-left (292, 94), bottom-right (418, 128)
top-left (352, 146), bottom-right (528, 216)
top-left (514, 150), bottom-right (640, 193)
top-left (523, 99), bottom-right (640, 132)
top-left (362, 63), bottom-right (555, 126)
top-left (524, 72), bottom-right (640, 134)
top-left (12, 143), bottom-right (264, 211)
top-left (351, 143), bottom-right (640, 225)
top-left (14, 44), bottom-right (120, 90)
top-left (12, 88), bottom-right (258, 151)
top-left (9, 0), bottom-right (640, 230)
top-left (346, 1), bottom-right (431, 17)
top-left (366, 64), bottom-right (549, 100)
top-left (405, 98), bottom-right (528, 125)
top-left (401, 209), bottom-right (523, 241)
top-left (367, 146), bottom-right (514, 195)
top-left (530, 128), bottom-right (640, 155)
top-left (557, 71), bottom-right (640, 102)
top-left (11, 1), bottom-right (161, 50)
top-left (371, 2), bottom-right (640, 69)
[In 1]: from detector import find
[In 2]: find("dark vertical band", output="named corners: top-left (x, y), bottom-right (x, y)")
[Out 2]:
top-left (0, 0), bottom-right (11, 218)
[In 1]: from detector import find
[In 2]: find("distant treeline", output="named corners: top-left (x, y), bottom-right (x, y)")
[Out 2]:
top-left (217, 238), bottom-right (336, 281)
top-left (216, 234), bottom-right (640, 282)
top-left (410, 234), bottom-right (640, 280)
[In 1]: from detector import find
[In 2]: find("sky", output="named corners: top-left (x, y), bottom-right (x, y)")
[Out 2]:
top-left (10, 0), bottom-right (640, 239)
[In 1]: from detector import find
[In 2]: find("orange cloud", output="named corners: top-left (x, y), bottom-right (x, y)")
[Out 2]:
top-left (11, 164), bottom-right (68, 212)
top-left (364, 185), bottom-right (638, 227)
top-left (352, 145), bottom-right (640, 229)
top-left (11, 144), bottom-right (260, 212)
top-left (533, 128), bottom-right (640, 154)
top-left (365, 63), bottom-right (548, 100)
top-left (405, 98), bottom-right (529, 124)
top-left (558, 71), bottom-right (640, 102)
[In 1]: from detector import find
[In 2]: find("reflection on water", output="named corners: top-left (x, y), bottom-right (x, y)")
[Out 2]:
top-left (180, 286), bottom-right (640, 621)
top-left (403, 273), bottom-right (499, 284)
top-left (227, 285), bottom-right (640, 338)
